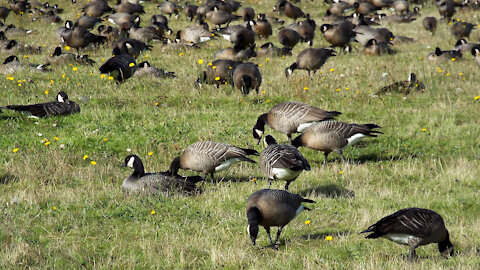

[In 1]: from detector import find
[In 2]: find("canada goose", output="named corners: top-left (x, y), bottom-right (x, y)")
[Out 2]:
top-left (391, 0), bottom-right (409, 14)
top-left (45, 46), bottom-right (78, 65)
top-left (287, 20), bottom-right (315, 46)
top-left (9, 1), bottom-right (30, 15)
top-left (214, 24), bottom-right (247, 41)
top-left (122, 155), bottom-right (201, 194)
top-left (176, 24), bottom-right (214, 44)
top-left (214, 44), bottom-right (257, 61)
top-left (246, 189), bottom-right (315, 247)
top-left (438, 0), bottom-right (455, 19)
top-left (112, 38), bottom-right (152, 58)
top-left (257, 42), bottom-right (291, 57)
top-left (233, 62), bottom-right (262, 95)
top-left (252, 14), bottom-right (272, 38)
top-left (423, 17), bottom-right (437, 35)
top-left (0, 6), bottom-right (10, 22)
top-left (81, 0), bottom-right (112, 17)
top-left (1, 39), bottom-right (41, 55)
top-left (262, 14), bottom-right (284, 26)
top-left (471, 47), bottom-right (480, 66)
top-left (253, 101), bottom-right (341, 144)
top-left (363, 39), bottom-right (395, 56)
top-left (196, 4), bottom-right (213, 18)
top-left (107, 12), bottom-right (139, 27)
top-left (114, 0), bottom-right (145, 15)
top-left (0, 55), bottom-right (50, 74)
top-left (378, 13), bottom-right (417, 24)
top-left (230, 22), bottom-right (255, 49)
top-left (169, 141), bottom-right (258, 182)
top-left (32, 10), bottom-right (61, 23)
top-left (285, 48), bottom-right (336, 77)
top-left (97, 25), bottom-right (120, 44)
top-left (75, 16), bottom-right (102, 29)
top-left (1, 23), bottom-right (31, 36)
top-left (129, 25), bottom-right (163, 43)
top-left (0, 91), bottom-right (80, 117)
top-left (320, 21), bottom-right (355, 52)
top-left (158, 1), bottom-right (179, 18)
top-left (327, 1), bottom-right (353, 16)
top-left (196, 59), bottom-right (238, 86)
top-left (99, 44), bottom-right (137, 82)
top-left (134, 61), bottom-right (175, 78)
top-left (183, 3), bottom-right (198, 21)
top-left (151, 14), bottom-right (169, 27)
top-left (275, 0), bottom-right (305, 22)
top-left (353, 2), bottom-right (379, 16)
top-left (451, 21), bottom-right (475, 39)
top-left (278, 28), bottom-right (301, 48)
top-left (61, 26), bottom-right (105, 53)
top-left (56, 20), bottom-right (73, 44)
top-left (454, 39), bottom-right (479, 54)
top-left (372, 0), bottom-right (394, 8)
top-left (361, 208), bottom-right (454, 260)
top-left (354, 25), bottom-right (394, 46)
top-left (349, 12), bottom-right (378, 26)
top-left (292, 121), bottom-right (382, 166)
top-left (427, 47), bottom-right (462, 61)
top-left (240, 7), bottom-right (255, 21)
top-left (376, 73), bottom-right (425, 95)
top-left (260, 135), bottom-right (310, 190)
top-left (206, 8), bottom-right (241, 27)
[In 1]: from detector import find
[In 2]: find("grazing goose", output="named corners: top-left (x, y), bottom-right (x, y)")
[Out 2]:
top-left (278, 28), bottom-right (301, 49)
top-left (129, 25), bottom-right (163, 43)
top-left (285, 48), bottom-right (336, 77)
top-left (97, 25), bottom-right (120, 44)
top-left (230, 22), bottom-right (255, 49)
top-left (363, 39), bottom-right (395, 56)
top-left (196, 59), bottom-right (238, 87)
top-left (158, 1), bottom-right (179, 18)
top-left (257, 42), bottom-right (291, 57)
top-left (391, 0), bottom-right (409, 14)
top-left (287, 20), bottom-right (315, 46)
top-left (206, 8), bottom-right (240, 27)
top-left (260, 135), bottom-right (310, 190)
top-left (232, 62), bottom-right (262, 95)
top-left (320, 21), bottom-right (356, 52)
top-left (376, 73), bottom-right (424, 95)
top-left (176, 23), bottom-right (214, 44)
top-left (169, 141), bottom-right (258, 182)
top-left (112, 38), bottom-right (152, 58)
top-left (423, 17), bottom-right (437, 35)
top-left (472, 47), bottom-right (480, 66)
top-left (61, 26), bottom-right (105, 53)
top-left (107, 12), bottom-right (139, 26)
top-left (239, 7), bottom-right (255, 21)
top-left (82, 0), bottom-right (112, 17)
top-left (275, 0), bottom-right (305, 22)
top-left (354, 25), bottom-right (394, 46)
top-left (134, 61), bottom-right (175, 78)
top-left (75, 16), bottom-right (102, 29)
top-left (0, 6), bottom-right (11, 22)
top-left (451, 21), bottom-right (475, 39)
top-left (361, 208), bottom-right (454, 260)
top-left (246, 189), bottom-right (315, 247)
top-left (9, 1), bottom-right (30, 15)
top-left (56, 20), bottom-right (73, 44)
top-left (214, 44), bottom-right (256, 61)
top-left (183, 3), bottom-right (198, 22)
top-left (253, 101), bottom-right (341, 144)
top-left (0, 91), bottom-right (80, 118)
top-left (427, 47), bottom-right (462, 61)
top-left (122, 155), bottom-right (202, 194)
top-left (253, 14), bottom-right (272, 38)
top-left (114, 1), bottom-right (145, 15)
top-left (292, 121), bottom-right (383, 166)
top-left (438, 0), bottom-right (455, 19)
top-left (99, 43), bottom-right (137, 82)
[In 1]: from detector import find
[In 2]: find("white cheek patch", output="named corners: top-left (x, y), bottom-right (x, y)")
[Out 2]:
top-left (127, 157), bottom-right (135, 168)
top-left (255, 129), bottom-right (263, 138)
top-left (287, 68), bottom-right (293, 75)
top-left (247, 225), bottom-right (250, 234)
top-left (57, 94), bottom-right (65, 103)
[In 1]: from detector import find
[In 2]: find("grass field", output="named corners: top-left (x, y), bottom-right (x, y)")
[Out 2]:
top-left (0, 0), bottom-right (479, 268)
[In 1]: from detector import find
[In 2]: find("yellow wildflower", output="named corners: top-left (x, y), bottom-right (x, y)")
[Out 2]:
top-left (305, 220), bottom-right (311, 225)
top-left (325, 236), bottom-right (333, 241)
top-left (148, 152), bottom-right (153, 156)
top-left (198, 59), bottom-right (204, 64)
top-left (12, 148), bottom-right (19, 153)
top-left (83, 155), bottom-right (88, 160)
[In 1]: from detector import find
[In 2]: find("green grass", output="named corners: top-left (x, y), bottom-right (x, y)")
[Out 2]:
top-left (1, 0), bottom-right (480, 268)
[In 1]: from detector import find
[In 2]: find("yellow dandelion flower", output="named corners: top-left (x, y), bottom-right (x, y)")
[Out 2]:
top-left (103, 138), bottom-right (108, 141)
top-left (325, 236), bottom-right (333, 241)
top-left (129, 62), bottom-right (135, 67)
top-left (438, 69), bottom-right (443, 73)
top-left (265, 58), bottom-right (269, 62)
top-left (474, 96), bottom-right (480, 100)
top-left (52, 206), bottom-right (56, 210)
top-left (53, 137), bottom-right (59, 141)
top-left (261, 91), bottom-right (266, 94)
top-left (208, 62), bottom-right (213, 66)
top-left (17, 83), bottom-right (21, 87)
top-left (265, 99), bottom-right (270, 103)
top-left (144, 54), bottom-right (149, 58)
top-left (282, 56), bottom-right (286, 59)
top-left (151, 210), bottom-right (156, 215)
top-left (72, 67), bottom-right (78, 71)
top-left (339, 171), bottom-right (343, 174)
top-left (101, 58), bottom-right (105, 62)
top-left (250, 178), bottom-right (257, 182)
top-left (418, 57), bottom-right (423, 60)
top-left (100, 74), bottom-right (106, 79)
top-left (154, 102), bottom-right (159, 106)
top-left (212, 66), bottom-right (217, 69)
top-left (108, 76), bottom-right (114, 80)
top-left (345, 87), bottom-right (349, 90)
top-left (83, 155), bottom-right (88, 160)
top-left (446, 73), bottom-right (450, 76)
top-left (179, 53), bottom-right (184, 56)
top-left (23, 55), bottom-right (29, 58)
top-left (258, 64), bottom-right (262, 67)
top-left (357, 90), bottom-right (360, 93)
top-left (421, 128), bottom-right (427, 132)
top-left (44, 90), bottom-right (49, 95)
top-left (44, 141), bottom-right (50, 146)
top-left (228, 66), bottom-right (232, 69)
top-left (336, 88), bottom-right (340, 92)
top-left (209, 43), bottom-right (213, 46)
top-left (451, 58), bottom-right (456, 62)
top-left (198, 59), bottom-right (204, 64)
top-left (215, 76), bottom-right (220, 81)
top-left (459, 73), bottom-right (463, 76)
top-left (148, 152), bottom-right (153, 156)
top-left (90, 161), bottom-right (97, 165)
top-left (89, 72), bottom-right (93, 76)
top-left (303, 87), bottom-right (309, 91)
top-left (305, 220), bottom-right (311, 225)
top-left (64, 46), bottom-right (71, 51)
top-left (12, 148), bottom-right (19, 153)
top-left (6, 76), bottom-right (14, 80)
top-left (330, 68), bottom-right (334, 72)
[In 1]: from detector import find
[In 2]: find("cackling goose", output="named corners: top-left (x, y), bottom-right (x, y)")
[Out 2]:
top-left (285, 48), bottom-right (336, 77)
top-left (376, 73), bottom-right (424, 95)
top-left (1, 91), bottom-right (80, 117)
top-left (99, 43), bottom-right (137, 82)
top-left (232, 62), bottom-right (262, 95)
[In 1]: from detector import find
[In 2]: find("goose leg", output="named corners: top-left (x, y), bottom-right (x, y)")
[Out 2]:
top-left (323, 152), bottom-right (329, 167)
top-left (210, 173), bottom-right (215, 183)
top-left (274, 226), bottom-right (284, 246)
top-left (268, 178), bottom-right (272, 189)
top-left (265, 227), bottom-right (273, 246)
top-left (287, 135), bottom-right (292, 144)
top-left (284, 181), bottom-right (291, 191)
top-left (408, 247), bottom-right (418, 261)
top-left (339, 150), bottom-right (346, 163)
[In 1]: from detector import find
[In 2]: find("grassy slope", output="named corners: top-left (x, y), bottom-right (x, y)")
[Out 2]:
top-left (0, 0), bottom-right (479, 268)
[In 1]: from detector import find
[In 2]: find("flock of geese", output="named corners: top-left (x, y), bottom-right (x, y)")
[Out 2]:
top-left (2, 0), bottom-right (469, 260)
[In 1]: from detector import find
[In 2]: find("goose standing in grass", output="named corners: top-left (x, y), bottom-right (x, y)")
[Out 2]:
top-left (423, 17), bottom-right (437, 35)
top-left (196, 59), bottom-right (239, 87)
top-left (274, 0), bottom-right (305, 22)
top-left (122, 155), bottom-right (202, 194)
top-left (278, 28), bottom-right (301, 49)
top-left (0, 91), bottom-right (80, 118)
top-left (260, 135), bottom-right (310, 190)
top-left (320, 21), bottom-right (356, 53)
top-left (60, 25), bottom-right (106, 53)
top-left (472, 47), bottom-right (480, 67)
top-left (232, 62), bottom-right (262, 95)
top-left (285, 48), bottom-right (336, 77)
top-left (169, 141), bottom-right (258, 183)
top-left (292, 121), bottom-right (383, 166)
top-left (99, 43), bottom-right (137, 82)
top-left (253, 101), bottom-right (342, 144)
top-left (376, 73), bottom-right (424, 95)
top-left (361, 208), bottom-right (454, 260)
top-left (246, 189), bottom-right (315, 247)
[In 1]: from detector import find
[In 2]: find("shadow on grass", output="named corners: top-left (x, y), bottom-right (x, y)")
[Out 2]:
top-left (0, 173), bottom-right (18, 184)
top-left (299, 184), bottom-right (355, 198)
top-left (354, 153), bottom-right (415, 164)
top-left (299, 231), bottom-right (351, 240)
